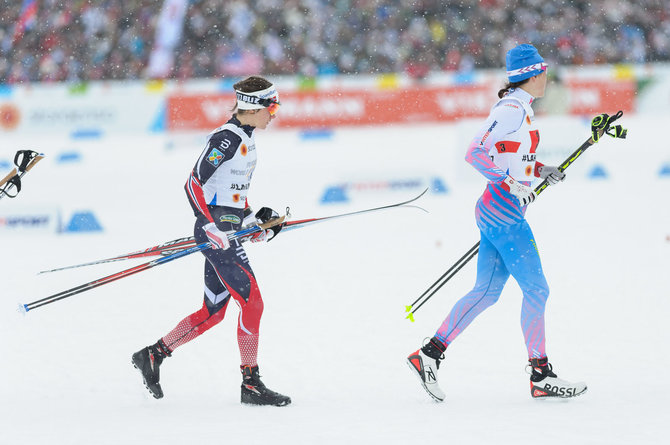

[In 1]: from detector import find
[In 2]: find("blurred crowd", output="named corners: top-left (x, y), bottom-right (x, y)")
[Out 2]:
top-left (1, 0), bottom-right (669, 83)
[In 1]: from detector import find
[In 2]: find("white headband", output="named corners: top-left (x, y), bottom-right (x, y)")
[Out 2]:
top-left (235, 85), bottom-right (279, 110)
top-left (506, 62), bottom-right (547, 78)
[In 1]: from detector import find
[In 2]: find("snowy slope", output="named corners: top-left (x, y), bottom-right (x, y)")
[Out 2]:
top-left (1, 115), bottom-right (668, 445)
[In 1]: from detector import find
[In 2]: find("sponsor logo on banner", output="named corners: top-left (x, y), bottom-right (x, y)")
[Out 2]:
top-left (0, 103), bottom-right (21, 130)
top-left (0, 215), bottom-right (51, 228)
top-left (2, 83), bottom-right (164, 135)
top-left (566, 80), bottom-right (635, 114)
top-left (0, 208), bottom-right (60, 233)
top-left (281, 95), bottom-right (365, 119)
top-left (435, 88), bottom-right (491, 115)
top-left (202, 98), bottom-right (233, 123)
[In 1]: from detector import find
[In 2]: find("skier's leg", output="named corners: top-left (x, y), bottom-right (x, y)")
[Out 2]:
top-left (488, 220), bottom-right (548, 359)
top-left (434, 231), bottom-right (511, 345)
top-left (490, 221), bottom-right (586, 398)
top-left (407, 231), bottom-right (510, 401)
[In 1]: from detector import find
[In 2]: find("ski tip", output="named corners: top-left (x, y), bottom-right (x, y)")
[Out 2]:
top-left (405, 204), bottom-right (429, 213)
top-left (405, 305), bottom-right (413, 313)
top-left (405, 311), bottom-right (415, 323)
top-left (17, 303), bottom-right (29, 315)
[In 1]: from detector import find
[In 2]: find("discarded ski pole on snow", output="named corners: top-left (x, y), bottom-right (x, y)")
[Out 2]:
top-left (405, 111), bottom-right (627, 322)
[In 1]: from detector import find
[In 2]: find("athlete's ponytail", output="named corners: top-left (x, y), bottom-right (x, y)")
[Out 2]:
top-left (498, 79), bottom-right (528, 98)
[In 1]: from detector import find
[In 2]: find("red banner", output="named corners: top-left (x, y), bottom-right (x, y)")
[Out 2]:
top-left (167, 80), bottom-right (636, 131)
top-left (167, 85), bottom-right (497, 130)
top-left (566, 79), bottom-right (636, 115)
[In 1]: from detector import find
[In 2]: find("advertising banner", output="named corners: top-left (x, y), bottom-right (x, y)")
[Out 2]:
top-left (167, 79), bottom-right (636, 131)
top-left (0, 83), bottom-right (165, 136)
top-left (565, 79), bottom-right (636, 115)
top-left (167, 85), bottom-right (497, 130)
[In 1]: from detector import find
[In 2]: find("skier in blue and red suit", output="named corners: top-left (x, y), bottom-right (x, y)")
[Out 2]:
top-left (407, 44), bottom-right (587, 401)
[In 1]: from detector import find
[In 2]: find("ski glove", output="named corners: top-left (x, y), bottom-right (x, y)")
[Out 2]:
top-left (255, 207), bottom-right (283, 242)
top-left (502, 176), bottom-right (536, 206)
top-left (537, 164), bottom-right (565, 185)
top-left (242, 207), bottom-right (268, 243)
top-left (203, 222), bottom-right (232, 250)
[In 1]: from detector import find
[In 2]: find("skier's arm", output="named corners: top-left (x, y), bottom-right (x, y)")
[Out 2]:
top-left (185, 130), bottom-right (241, 223)
top-left (464, 101), bottom-right (525, 182)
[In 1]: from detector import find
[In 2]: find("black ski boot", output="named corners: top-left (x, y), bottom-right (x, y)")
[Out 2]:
top-left (132, 341), bottom-right (170, 399)
top-left (528, 357), bottom-right (587, 399)
top-left (240, 365), bottom-right (291, 406)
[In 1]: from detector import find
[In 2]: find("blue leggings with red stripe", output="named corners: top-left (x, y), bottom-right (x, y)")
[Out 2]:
top-left (435, 220), bottom-right (549, 359)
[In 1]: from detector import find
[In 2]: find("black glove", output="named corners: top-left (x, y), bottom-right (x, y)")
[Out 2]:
top-left (255, 207), bottom-right (283, 241)
top-left (591, 111), bottom-right (627, 142)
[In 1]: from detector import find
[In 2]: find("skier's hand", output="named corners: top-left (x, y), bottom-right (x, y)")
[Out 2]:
top-left (203, 222), bottom-right (232, 250)
top-left (502, 176), bottom-right (536, 206)
top-left (537, 164), bottom-right (565, 185)
top-left (255, 207), bottom-right (283, 242)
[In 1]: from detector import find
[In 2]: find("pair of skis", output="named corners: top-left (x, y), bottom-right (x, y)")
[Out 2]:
top-left (21, 217), bottom-right (285, 313)
top-left (1, 150), bottom-right (44, 200)
top-left (22, 189), bottom-right (428, 313)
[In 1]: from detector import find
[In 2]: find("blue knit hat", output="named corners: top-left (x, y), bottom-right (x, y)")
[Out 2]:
top-left (506, 44), bottom-right (546, 82)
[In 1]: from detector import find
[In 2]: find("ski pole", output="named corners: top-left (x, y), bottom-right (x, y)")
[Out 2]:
top-left (38, 188), bottom-right (429, 274)
top-left (0, 150), bottom-right (44, 200)
top-left (21, 218), bottom-right (284, 313)
top-left (21, 242), bottom-right (211, 313)
top-left (405, 243), bottom-right (480, 322)
top-left (405, 111), bottom-right (627, 321)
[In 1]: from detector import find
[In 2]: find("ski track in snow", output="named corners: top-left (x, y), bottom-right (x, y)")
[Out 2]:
top-left (1, 116), bottom-right (668, 444)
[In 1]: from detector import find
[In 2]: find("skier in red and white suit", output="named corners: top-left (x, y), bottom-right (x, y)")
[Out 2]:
top-left (132, 76), bottom-right (290, 406)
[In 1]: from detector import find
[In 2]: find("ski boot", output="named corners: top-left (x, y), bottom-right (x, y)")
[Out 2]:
top-left (240, 365), bottom-right (291, 406)
top-left (132, 341), bottom-right (170, 399)
top-left (528, 357), bottom-right (587, 399)
top-left (407, 337), bottom-right (447, 402)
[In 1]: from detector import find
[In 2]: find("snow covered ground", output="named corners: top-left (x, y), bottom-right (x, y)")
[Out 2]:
top-left (1, 115), bottom-right (668, 444)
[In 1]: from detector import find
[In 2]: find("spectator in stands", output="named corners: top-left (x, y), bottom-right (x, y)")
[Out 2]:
top-left (1, 0), bottom-right (669, 84)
